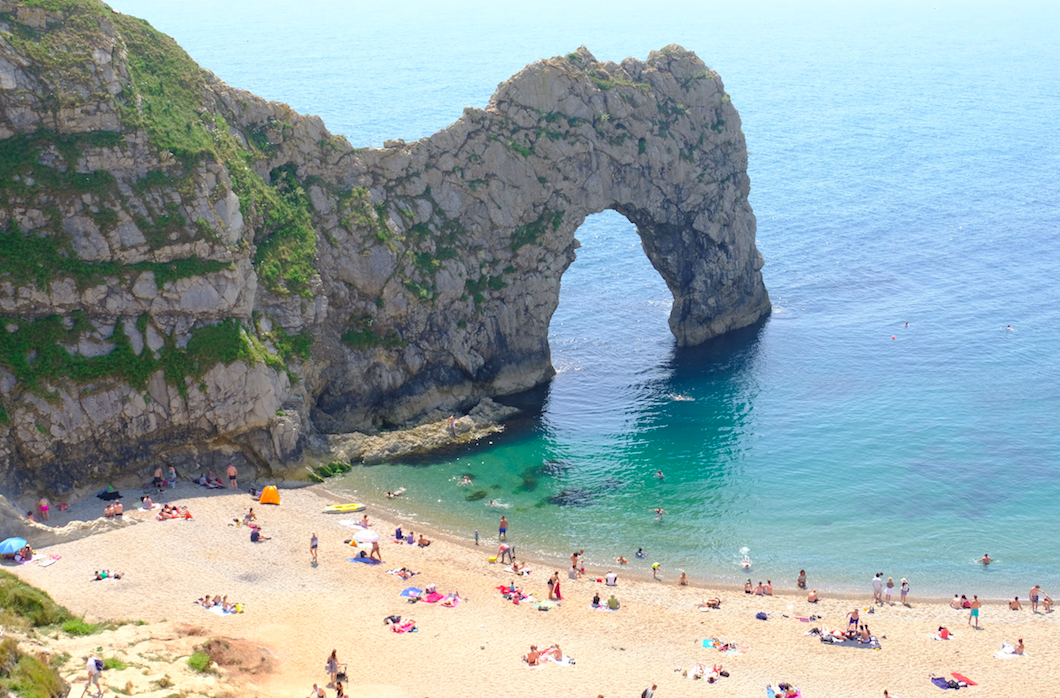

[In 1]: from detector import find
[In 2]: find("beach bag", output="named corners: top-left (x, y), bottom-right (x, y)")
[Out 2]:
top-left (755, 612), bottom-right (768, 620)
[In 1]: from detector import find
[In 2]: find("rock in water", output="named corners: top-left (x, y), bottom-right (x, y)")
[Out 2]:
top-left (0, 1), bottom-right (769, 493)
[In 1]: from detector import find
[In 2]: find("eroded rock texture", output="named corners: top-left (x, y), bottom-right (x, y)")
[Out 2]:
top-left (0, 0), bottom-right (768, 494)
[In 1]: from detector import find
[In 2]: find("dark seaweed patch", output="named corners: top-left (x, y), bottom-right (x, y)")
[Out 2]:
top-left (545, 487), bottom-right (595, 507)
top-left (465, 490), bottom-right (487, 501)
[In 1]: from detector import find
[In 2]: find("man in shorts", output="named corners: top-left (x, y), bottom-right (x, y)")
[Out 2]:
top-left (227, 463), bottom-right (238, 489)
top-left (1030, 585), bottom-right (1041, 612)
top-left (968, 595), bottom-right (982, 627)
top-left (310, 532), bottom-right (318, 563)
top-left (498, 515), bottom-right (507, 541)
top-left (84, 655), bottom-right (103, 697)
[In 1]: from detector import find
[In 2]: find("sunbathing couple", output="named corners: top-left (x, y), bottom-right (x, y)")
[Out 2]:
top-left (156, 503), bottom-right (192, 520)
top-left (198, 472), bottom-right (225, 489)
top-left (698, 598), bottom-right (722, 610)
top-left (197, 594), bottom-right (241, 613)
top-left (102, 501), bottom-right (123, 517)
top-left (590, 592), bottom-right (620, 610)
top-left (691, 663), bottom-right (726, 683)
top-left (92, 570), bottom-right (123, 580)
top-left (524, 644), bottom-right (563, 666)
top-left (12, 545), bottom-right (33, 562)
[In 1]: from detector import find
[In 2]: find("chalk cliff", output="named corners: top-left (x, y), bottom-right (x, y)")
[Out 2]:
top-left (0, 0), bottom-right (769, 494)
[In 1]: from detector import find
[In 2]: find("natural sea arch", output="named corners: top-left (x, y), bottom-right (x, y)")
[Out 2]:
top-left (316, 45), bottom-right (771, 427)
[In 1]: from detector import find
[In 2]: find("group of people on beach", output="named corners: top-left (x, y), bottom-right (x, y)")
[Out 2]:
top-left (196, 594), bottom-right (242, 613)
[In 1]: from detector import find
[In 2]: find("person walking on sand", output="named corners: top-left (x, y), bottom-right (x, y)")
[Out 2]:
top-left (227, 462), bottom-right (238, 489)
top-left (968, 595), bottom-right (981, 627)
top-left (325, 650), bottom-right (339, 687)
top-left (310, 532), bottom-right (318, 563)
top-left (1030, 584), bottom-right (1041, 613)
top-left (553, 571), bottom-right (563, 600)
top-left (641, 683), bottom-right (657, 698)
top-left (499, 515), bottom-right (507, 541)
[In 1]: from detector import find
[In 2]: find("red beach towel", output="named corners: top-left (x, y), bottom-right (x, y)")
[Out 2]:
top-left (952, 673), bottom-right (977, 686)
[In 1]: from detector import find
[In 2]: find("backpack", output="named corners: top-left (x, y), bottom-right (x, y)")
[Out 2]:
top-left (94, 659), bottom-right (105, 672)
top-left (755, 612), bottom-right (768, 621)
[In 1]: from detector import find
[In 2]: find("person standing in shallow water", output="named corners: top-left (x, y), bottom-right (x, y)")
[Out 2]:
top-left (498, 515), bottom-right (507, 541)
top-left (797, 570), bottom-right (807, 589)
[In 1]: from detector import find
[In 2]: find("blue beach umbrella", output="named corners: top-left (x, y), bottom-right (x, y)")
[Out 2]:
top-left (0, 537), bottom-right (28, 554)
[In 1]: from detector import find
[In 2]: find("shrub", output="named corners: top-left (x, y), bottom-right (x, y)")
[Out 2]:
top-left (61, 617), bottom-right (100, 636)
top-left (187, 651), bottom-right (211, 673)
top-left (0, 572), bottom-right (73, 629)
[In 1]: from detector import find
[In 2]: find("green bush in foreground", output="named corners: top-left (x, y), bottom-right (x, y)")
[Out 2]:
top-left (0, 572), bottom-right (73, 629)
top-left (0, 637), bottom-right (66, 698)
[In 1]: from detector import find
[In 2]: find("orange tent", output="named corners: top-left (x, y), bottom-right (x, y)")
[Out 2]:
top-left (259, 485), bottom-right (280, 505)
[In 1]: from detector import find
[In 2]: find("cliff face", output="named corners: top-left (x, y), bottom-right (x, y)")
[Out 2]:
top-left (0, 0), bottom-right (769, 494)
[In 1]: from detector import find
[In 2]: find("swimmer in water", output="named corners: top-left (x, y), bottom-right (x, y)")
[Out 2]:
top-left (652, 506), bottom-right (668, 521)
top-left (980, 553), bottom-right (993, 565)
top-left (488, 500), bottom-right (496, 507)
top-left (458, 475), bottom-right (472, 486)
top-left (635, 548), bottom-right (646, 559)
top-left (655, 470), bottom-right (664, 479)
top-left (617, 556), bottom-right (628, 565)
top-left (741, 555), bottom-right (752, 569)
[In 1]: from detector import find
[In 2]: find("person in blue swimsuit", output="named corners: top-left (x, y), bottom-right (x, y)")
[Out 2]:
top-left (499, 515), bottom-right (507, 540)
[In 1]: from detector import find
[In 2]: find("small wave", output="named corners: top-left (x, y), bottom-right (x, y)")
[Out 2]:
top-left (668, 393), bottom-right (695, 402)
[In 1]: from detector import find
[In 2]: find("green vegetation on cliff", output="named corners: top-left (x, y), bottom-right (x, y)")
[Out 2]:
top-left (0, 313), bottom-right (309, 401)
top-left (1, 0), bottom-right (318, 298)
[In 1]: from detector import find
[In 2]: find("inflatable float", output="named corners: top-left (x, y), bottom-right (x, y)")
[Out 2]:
top-left (323, 503), bottom-right (365, 514)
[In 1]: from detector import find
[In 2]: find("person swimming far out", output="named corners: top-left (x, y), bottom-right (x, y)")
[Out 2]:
top-left (652, 506), bottom-right (667, 521)
top-left (655, 469), bottom-right (664, 479)
top-left (741, 554), bottom-right (752, 568)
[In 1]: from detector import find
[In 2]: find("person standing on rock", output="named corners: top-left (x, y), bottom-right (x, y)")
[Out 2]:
top-left (448, 415), bottom-right (457, 437)
top-left (227, 462), bottom-right (238, 489)
top-left (499, 515), bottom-right (508, 541)
top-left (37, 497), bottom-right (49, 522)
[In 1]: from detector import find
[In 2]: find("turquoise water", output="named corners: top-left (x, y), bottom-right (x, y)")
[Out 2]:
top-left (113, 0), bottom-right (1060, 595)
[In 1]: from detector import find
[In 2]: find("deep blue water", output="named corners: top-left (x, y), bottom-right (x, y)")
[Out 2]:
top-left (112, 0), bottom-right (1060, 595)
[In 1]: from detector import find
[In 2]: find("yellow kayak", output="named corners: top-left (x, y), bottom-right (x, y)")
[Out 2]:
top-left (322, 503), bottom-right (365, 514)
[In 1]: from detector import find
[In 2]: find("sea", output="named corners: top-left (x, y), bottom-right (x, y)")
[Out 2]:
top-left (110, 0), bottom-right (1060, 596)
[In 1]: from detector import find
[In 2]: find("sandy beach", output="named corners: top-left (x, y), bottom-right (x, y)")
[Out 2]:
top-left (6, 483), bottom-right (1059, 698)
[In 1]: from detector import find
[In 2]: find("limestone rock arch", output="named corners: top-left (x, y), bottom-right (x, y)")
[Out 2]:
top-left (315, 45), bottom-right (771, 426)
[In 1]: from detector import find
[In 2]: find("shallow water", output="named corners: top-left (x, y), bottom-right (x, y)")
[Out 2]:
top-left (112, 0), bottom-right (1060, 595)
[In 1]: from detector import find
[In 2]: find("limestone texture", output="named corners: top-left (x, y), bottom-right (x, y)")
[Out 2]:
top-left (0, 0), bottom-right (769, 495)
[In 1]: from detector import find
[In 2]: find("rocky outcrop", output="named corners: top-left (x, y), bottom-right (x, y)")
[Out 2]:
top-left (0, 0), bottom-right (769, 495)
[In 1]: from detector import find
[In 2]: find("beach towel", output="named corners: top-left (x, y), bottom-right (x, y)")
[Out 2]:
top-left (423, 592), bottom-right (445, 603)
top-left (931, 677), bottom-right (951, 690)
top-left (439, 596), bottom-right (462, 608)
top-left (346, 557), bottom-right (383, 565)
top-left (390, 622), bottom-right (417, 634)
top-left (207, 605), bottom-right (242, 616)
top-left (994, 649), bottom-right (1027, 659)
top-left (589, 604), bottom-right (616, 611)
top-left (400, 587), bottom-right (424, 598)
top-left (38, 556), bottom-right (60, 567)
top-left (952, 673), bottom-right (977, 686)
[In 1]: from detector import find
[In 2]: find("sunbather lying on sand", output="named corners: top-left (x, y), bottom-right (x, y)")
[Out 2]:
top-left (417, 534), bottom-right (431, 547)
top-left (699, 598), bottom-right (721, 610)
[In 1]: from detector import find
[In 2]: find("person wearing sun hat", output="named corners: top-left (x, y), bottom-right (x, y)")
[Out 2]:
top-left (900, 578), bottom-right (910, 605)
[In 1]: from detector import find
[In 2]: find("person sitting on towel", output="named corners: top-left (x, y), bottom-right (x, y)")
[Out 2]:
top-left (524, 645), bottom-right (541, 666)
top-left (859, 625), bottom-right (872, 643)
top-left (395, 527), bottom-right (403, 540)
top-left (607, 594), bottom-right (620, 610)
top-left (591, 592), bottom-right (601, 607)
top-left (935, 626), bottom-right (950, 640)
top-left (807, 589), bottom-right (819, 603)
